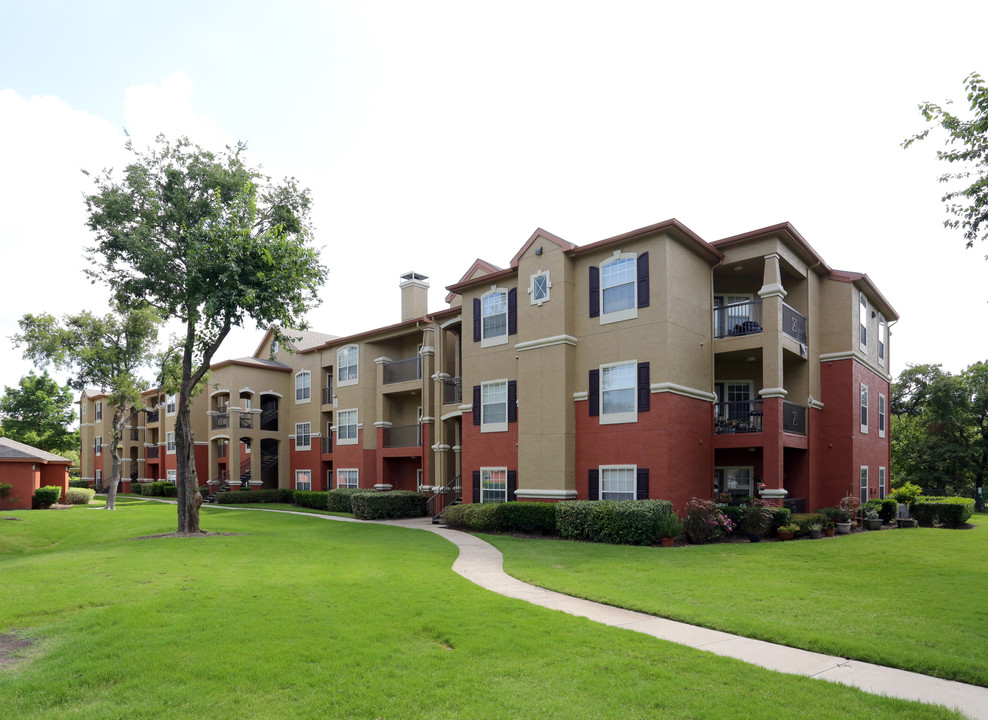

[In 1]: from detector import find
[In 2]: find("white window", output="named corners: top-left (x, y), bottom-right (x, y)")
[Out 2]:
top-left (715, 466), bottom-right (754, 496)
top-left (166, 394), bottom-right (176, 415)
top-left (82, 403), bottom-right (87, 416)
top-left (167, 469), bottom-right (177, 484)
top-left (337, 468), bottom-right (359, 488)
top-left (481, 380), bottom-right (508, 433)
top-left (600, 361), bottom-right (637, 425)
top-left (600, 252), bottom-right (637, 324)
top-left (95, 436), bottom-right (102, 456)
top-left (878, 313), bottom-right (887, 365)
top-left (167, 431), bottom-right (176, 454)
top-left (295, 422), bottom-right (311, 450)
top-left (95, 401), bottom-right (102, 421)
top-left (480, 467), bottom-right (507, 503)
top-left (480, 287), bottom-right (508, 347)
top-left (860, 466), bottom-right (869, 504)
top-left (338, 345), bottom-right (358, 387)
top-left (295, 469), bottom-right (312, 491)
top-left (859, 292), bottom-right (868, 350)
top-left (336, 409), bottom-right (358, 445)
top-left (529, 270), bottom-right (550, 306)
top-left (878, 394), bottom-right (886, 438)
top-left (295, 370), bottom-right (311, 403)
top-left (95, 469), bottom-right (102, 486)
top-left (879, 467), bottom-right (887, 500)
top-left (601, 465), bottom-right (636, 500)
top-left (860, 384), bottom-right (869, 434)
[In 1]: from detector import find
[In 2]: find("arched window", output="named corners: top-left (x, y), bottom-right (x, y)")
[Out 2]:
top-left (295, 370), bottom-right (311, 402)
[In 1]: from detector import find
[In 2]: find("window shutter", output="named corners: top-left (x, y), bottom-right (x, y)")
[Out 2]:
top-left (507, 288), bottom-right (517, 335)
top-left (507, 470), bottom-right (517, 501)
top-left (637, 251), bottom-right (649, 308)
top-left (637, 362), bottom-right (650, 412)
top-left (507, 380), bottom-right (517, 423)
top-left (588, 369), bottom-right (599, 417)
top-left (472, 470), bottom-right (481, 503)
top-left (473, 298), bottom-right (482, 342)
top-left (636, 468), bottom-right (649, 499)
top-left (589, 265), bottom-right (599, 318)
top-left (473, 385), bottom-right (481, 425)
top-left (588, 469), bottom-right (599, 500)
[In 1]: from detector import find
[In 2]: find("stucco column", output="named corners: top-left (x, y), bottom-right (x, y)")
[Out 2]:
top-left (758, 254), bottom-right (788, 507)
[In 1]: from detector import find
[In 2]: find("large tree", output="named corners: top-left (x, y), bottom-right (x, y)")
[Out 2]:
top-left (84, 135), bottom-right (327, 533)
top-left (0, 371), bottom-right (78, 455)
top-left (903, 72), bottom-right (988, 255)
top-left (14, 305), bottom-right (160, 509)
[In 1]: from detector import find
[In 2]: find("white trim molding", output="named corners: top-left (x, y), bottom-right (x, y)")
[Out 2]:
top-left (440, 409), bottom-right (464, 421)
top-left (573, 391), bottom-right (588, 402)
top-left (759, 387), bottom-right (788, 398)
top-left (515, 334), bottom-right (578, 353)
top-left (808, 397), bottom-right (825, 410)
top-left (514, 488), bottom-right (578, 500)
top-left (650, 382), bottom-right (717, 403)
top-left (818, 352), bottom-right (893, 382)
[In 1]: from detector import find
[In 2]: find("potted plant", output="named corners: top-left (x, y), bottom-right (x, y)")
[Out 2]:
top-left (840, 495), bottom-right (861, 529)
top-left (823, 521), bottom-right (836, 537)
top-left (743, 500), bottom-right (772, 543)
top-left (862, 507), bottom-right (882, 531)
top-left (654, 512), bottom-right (682, 547)
top-left (806, 523), bottom-right (822, 539)
top-left (776, 523), bottom-right (798, 541)
top-left (834, 507), bottom-right (852, 534)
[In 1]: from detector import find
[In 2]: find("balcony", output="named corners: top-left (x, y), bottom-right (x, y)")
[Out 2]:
top-left (782, 302), bottom-right (807, 344)
top-left (218, 443), bottom-right (228, 458)
top-left (783, 401), bottom-right (807, 435)
top-left (383, 356), bottom-right (422, 385)
top-left (322, 387), bottom-right (333, 405)
top-left (383, 424), bottom-right (422, 448)
top-left (146, 446), bottom-right (159, 459)
top-left (129, 429), bottom-right (140, 442)
top-left (442, 377), bottom-right (462, 405)
top-left (212, 412), bottom-right (230, 430)
top-left (714, 299), bottom-right (763, 339)
top-left (321, 436), bottom-right (333, 454)
top-left (714, 400), bottom-right (764, 434)
top-left (146, 409), bottom-right (159, 423)
top-left (239, 413), bottom-right (253, 429)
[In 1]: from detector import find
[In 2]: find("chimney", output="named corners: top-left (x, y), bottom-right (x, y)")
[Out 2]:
top-left (399, 271), bottom-right (429, 321)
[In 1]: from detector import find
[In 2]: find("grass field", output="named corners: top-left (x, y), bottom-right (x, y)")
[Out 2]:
top-left (0, 500), bottom-right (968, 719)
top-left (486, 513), bottom-right (988, 687)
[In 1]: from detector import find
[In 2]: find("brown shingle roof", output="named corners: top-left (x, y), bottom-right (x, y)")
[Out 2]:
top-left (0, 438), bottom-right (72, 463)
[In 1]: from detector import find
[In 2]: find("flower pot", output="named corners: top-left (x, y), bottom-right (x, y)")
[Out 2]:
top-left (823, 527), bottom-right (836, 537)
top-left (777, 530), bottom-right (795, 541)
top-left (836, 522), bottom-right (851, 534)
top-left (661, 537), bottom-right (675, 547)
top-left (864, 518), bottom-right (882, 531)
top-left (808, 529), bottom-right (821, 539)
top-left (747, 533), bottom-right (761, 543)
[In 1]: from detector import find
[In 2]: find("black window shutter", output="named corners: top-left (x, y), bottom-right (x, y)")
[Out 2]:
top-left (589, 265), bottom-right (600, 318)
top-left (473, 385), bottom-right (481, 425)
top-left (473, 298), bottom-right (481, 342)
top-left (507, 381), bottom-right (517, 423)
top-left (472, 470), bottom-right (481, 503)
top-left (588, 369), bottom-right (599, 417)
top-left (507, 288), bottom-right (517, 335)
top-left (507, 470), bottom-right (517, 501)
top-left (638, 362), bottom-right (650, 412)
top-left (588, 469), bottom-right (599, 500)
top-left (637, 251), bottom-right (649, 308)
top-left (636, 468), bottom-right (649, 499)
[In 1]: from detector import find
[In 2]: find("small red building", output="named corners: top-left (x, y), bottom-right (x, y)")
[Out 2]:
top-left (0, 438), bottom-right (71, 510)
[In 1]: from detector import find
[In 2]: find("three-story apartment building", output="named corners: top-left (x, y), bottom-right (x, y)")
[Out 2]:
top-left (79, 218), bottom-right (895, 513)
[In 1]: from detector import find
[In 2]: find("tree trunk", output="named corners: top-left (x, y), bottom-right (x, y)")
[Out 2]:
top-left (175, 391), bottom-right (201, 533)
top-left (105, 408), bottom-right (126, 511)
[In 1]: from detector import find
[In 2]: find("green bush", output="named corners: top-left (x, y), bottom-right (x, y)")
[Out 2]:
top-left (162, 484), bottom-right (178, 497)
top-left (350, 491), bottom-right (427, 520)
top-left (215, 488), bottom-right (295, 504)
top-left (556, 499), bottom-right (673, 546)
top-left (69, 479), bottom-right (90, 488)
top-left (65, 487), bottom-right (96, 504)
top-left (293, 490), bottom-right (329, 510)
top-left (911, 496), bottom-right (975, 528)
top-left (768, 507), bottom-right (791, 531)
top-left (653, 511), bottom-right (683, 539)
top-left (495, 502), bottom-right (558, 535)
top-left (681, 497), bottom-right (719, 544)
top-left (791, 513), bottom-right (827, 535)
top-left (32, 485), bottom-right (63, 508)
top-left (441, 503), bottom-right (501, 532)
top-left (326, 488), bottom-right (375, 513)
top-left (890, 481), bottom-right (923, 505)
top-left (134, 481), bottom-right (175, 497)
top-left (817, 506), bottom-right (851, 523)
top-left (0, 481), bottom-right (12, 499)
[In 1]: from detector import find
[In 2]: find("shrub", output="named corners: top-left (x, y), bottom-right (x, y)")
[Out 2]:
top-left (69, 479), bottom-right (90, 488)
top-left (326, 488), bottom-right (375, 513)
top-left (818, 505), bottom-right (851, 523)
top-left (0, 482), bottom-right (12, 499)
top-left (555, 499), bottom-right (673, 546)
top-left (441, 503), bottom-right (501, 532)
top-left (293, 490), bottom-right (330, 510)
top-left (791, 513), bottom-right (828, 535)
top-left (32, 485), bottom-right (63, 508)
top-left (495, 502), bottom-right (557, 535)
top-left (65, 487), bottom-right (96, 504)
top-left (136, 481), bottom-right (175, 497)
top-left (653, 511), bottom-right (683, 539)
top-left (216, 488), bottom-right (295, 504)
top-left (162, 484), bottom-right (178, 497)
top-left (768, 507), bottom-right (791, 531)
top-left (911, 496), bottom-right (976, 528)
top-left (890, 481), bottom-right (923, 505)
top-left (350, 491), bottom-right (427, 520)
top-left (682, 498), bottom-right (720, 544)
top-left (743, 501), bottom-right (774, 537)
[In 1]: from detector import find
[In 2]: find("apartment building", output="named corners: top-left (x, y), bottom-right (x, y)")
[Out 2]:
top-left (79, 218), bottom-right (895, 513)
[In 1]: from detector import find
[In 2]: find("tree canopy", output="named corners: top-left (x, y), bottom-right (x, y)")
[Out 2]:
top-left (84, 135), bottom-right (327, 531)
top-left (903, 72), bottom-right (988, 254)
top-left (0, 371), bottom-right (78, 456)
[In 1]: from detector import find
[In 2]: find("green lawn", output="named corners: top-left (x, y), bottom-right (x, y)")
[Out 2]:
top-left (0, 502), bottom-right (965, 719)
top-left (485, 513), bottom-right (988, 687)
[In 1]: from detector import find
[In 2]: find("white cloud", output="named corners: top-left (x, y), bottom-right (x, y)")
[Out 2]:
top-left (123, 71), bottom-right (233, 150)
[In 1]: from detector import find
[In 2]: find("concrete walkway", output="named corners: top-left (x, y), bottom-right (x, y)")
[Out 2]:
top-left (151, 501), bottom-right (988, 719)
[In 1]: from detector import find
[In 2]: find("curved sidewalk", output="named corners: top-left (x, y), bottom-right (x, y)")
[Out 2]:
top-left (190, 503), bottom-right (987, 719)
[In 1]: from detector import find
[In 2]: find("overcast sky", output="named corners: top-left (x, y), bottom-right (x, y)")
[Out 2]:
top-left (2, 0), bottom-right (987, 405)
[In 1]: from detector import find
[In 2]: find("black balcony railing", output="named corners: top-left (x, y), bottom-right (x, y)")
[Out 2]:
top-left (783, 401), bottom-right (807, 435)
top-left (383, 424), bottom-right (422, 448)
top-left (322, 387), bottom-right (333, 405)
top-left (714, 299), bottom-right (763, 339)
top-left (714, 400), bottom-right (764, 434)
top-left (218, 443), bottom-right (228, 458)
top-left (321, 436), bottom-right (332, 454)
top-left (442, 377), bottom-right (462, 405)
top-left (383, 356), bottom-right (422, 384)
top-left (146, 446), bottom-right (159, 459)
top-left (130, 429), bottom-right (140, 442)
top-left (146, 409), bottom-right (159, 423)
top-left (782, 303), bottom-right (808, 344)
top-left (212, 413), bottom-right (229, 429)
top-left (239, 413), bottom-right (253, 429)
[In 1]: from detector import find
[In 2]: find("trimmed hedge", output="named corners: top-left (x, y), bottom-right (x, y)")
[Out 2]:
top-left (441, 501), bottom-right (558, 535)
top-left (32, 485), bottom-right (63, 508)
top-left (350, 491), bottom-right (427, 520)
top-left (69, 479), bottom-right (90, 488)
top-left (326, 488), bottom-right (375, 513)
top-left (65, 487), bottom-right (96, 505)
top-left (293, 490), bottom-right (329, 510)
top-left (132, 481), bottom-right (176, 497)
top-left (911, 496), bottom-right (975, 528)
top-left (556, 499), bottom-right (674, 546)
top-left (215, 488), bottom-right (295, 504)
top-left (863, 498), bottom-right (898, 523)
